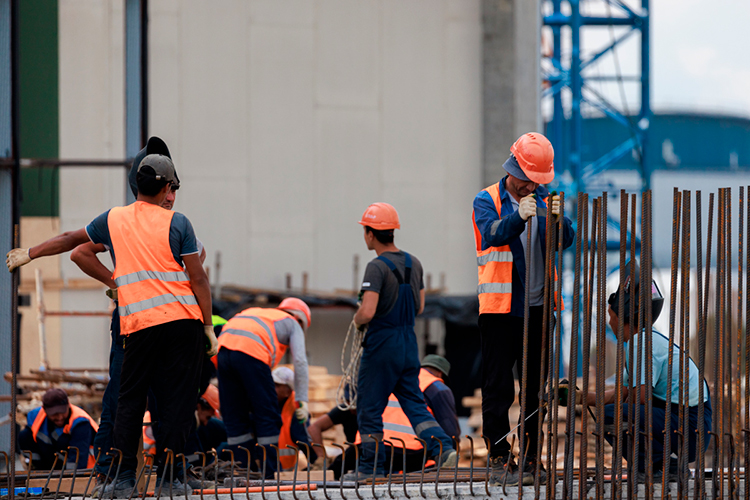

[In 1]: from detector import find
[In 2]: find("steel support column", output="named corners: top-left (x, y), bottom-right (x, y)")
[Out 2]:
top-left (125, 0), bottom-right (147, 203)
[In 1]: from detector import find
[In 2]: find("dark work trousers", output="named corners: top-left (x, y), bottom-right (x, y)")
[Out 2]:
top-left (479, 307), bottom-right (547, 460)
top-left (217, 348), bottom-right (281, 476)
top-left (112, 319), bottom-right (204, 479)
top-left (93, 308), bottom-right (125, 475)
top-left (604, 397), bottom-right (712, 471)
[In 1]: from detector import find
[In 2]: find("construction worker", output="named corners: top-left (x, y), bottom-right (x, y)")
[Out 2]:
top-left (272, 367), bottom-right (316, 469)
top-left (472, 132), bottom-right (574, 486)
top-left (565, 260), bottom-right (712, 482)
top-left (19, 388), bottom-right (98, 470)
top-left (6, 154), bottom-right (216, 497)
top-left (347, 203), bottom-right (457, 481)
top-left (69, 136), bottom-right (207, 490)
top-left (216, 298), bottom-right (311, 476)
top-left (318, 355), bottom-right (458, 478)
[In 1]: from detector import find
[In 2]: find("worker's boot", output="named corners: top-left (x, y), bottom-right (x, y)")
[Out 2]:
top-left (154, 477), bottom-right (193, 496)
top-left (100, 476), bottom-right (137, 499)
top-left (521, 456), bottom-right (546, 485)
top-left (341, 470), bottom-right (384, 482)
top-left (438, 449), bottom-right (458, 468)
top-left (90, 473), bottom-right (109, 498)
top-left (488, 455), bottom-right (522, 487)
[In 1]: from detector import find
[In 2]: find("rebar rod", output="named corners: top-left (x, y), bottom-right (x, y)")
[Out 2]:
top-left (550, 191), bottom-right (565, 499)
top-left (734, 185), bottom-right (744, 497)
top-left (677, 190), bottom-right (687, 498)
top-left (645, 190), bottom-right (655, 498)
top-left (663, 188), bottom-right (681, 500)
top-left (517, 212), bottom-right (533, 500)
top-left (726, 187), bottom-right (735, 500)
top-left (633, 193), bottom-right (645, 498)
top-left (713, 188), bottom-right (725, 500)
top-left (614, 189), bottom-right (628, 500)
top-left (695, 191), bottom-right (710, 500)
top-left (627, 194), bottom-right (637, 500)
top-left (564, 192), bottom-right (584, 500)
top-left (579, 196), bottom-right (595, 500)
top-left (546, 196), bottom-right (560, 500)
top-left (681, 191), bottom-right (692, 497)
top-left (596, 194), bottom-right (607, 500)
top-left (745, 187), bottom-right (750, 500)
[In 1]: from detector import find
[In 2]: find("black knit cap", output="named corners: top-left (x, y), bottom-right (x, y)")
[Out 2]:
top-left (42, 388), bottom-right (69, 416)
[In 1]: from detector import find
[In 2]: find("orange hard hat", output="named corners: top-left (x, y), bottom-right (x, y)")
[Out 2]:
top-left (358, 203), bottom-right (400, 230)
top-left (278, 297), bottom-right (312, 331)
top-left (200, 384), bottom-right (220, 414)
top-left (510, 133), bottom-right (555, 184)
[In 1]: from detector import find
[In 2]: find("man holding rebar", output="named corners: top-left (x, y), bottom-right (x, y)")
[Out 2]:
top-left (569, 261), bottom-right (712, 482)
top-left (472, 132), bottom-right (573, 486)
top-left (6, 154), bottom-right (216, 497)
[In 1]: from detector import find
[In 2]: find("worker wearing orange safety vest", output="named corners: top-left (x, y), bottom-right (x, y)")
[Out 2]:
top-left (472, 132), bottom-right (574, 487)
top-left (216, 298), bottom-right (311, 476)
top-left (7, 154), bottom-right (216, 498)
top-left (19, 389), bottom-right (98, 470)
top-left (272, 367), bottom-right (316, 470)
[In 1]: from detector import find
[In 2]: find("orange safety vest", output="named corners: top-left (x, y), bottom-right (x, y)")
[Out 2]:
top-left (31, 405), bottom-right (99, 468)
top-left (108, 202), bottom-right (202, 335)
top-left (472, 183), bottom-right (562, 315)
top-left (278, 392), bottom-right (299, 470)
top-left (356, 369), bottom-right (441, 451)
top-left (143, 411), bottom-right (156, 465)
top-left (218, 308), bottom-right (291, 367)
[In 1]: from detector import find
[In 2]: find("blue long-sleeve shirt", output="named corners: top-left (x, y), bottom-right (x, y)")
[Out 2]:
top-left (472, 177), bottom-right (575, 317)
top-left (423, 381), bottom-right (460, 438)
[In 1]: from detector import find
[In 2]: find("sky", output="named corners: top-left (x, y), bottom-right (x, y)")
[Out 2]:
top-left (543, 0), bottom-right (750, 119)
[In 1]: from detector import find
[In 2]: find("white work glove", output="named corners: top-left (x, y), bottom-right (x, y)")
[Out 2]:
top-left (518, 195), bottom-right (537, 221)
top-left (550, 195), bottom-right (561, 217)
top-left (295, 401), bottom-right (309, 424)
top-left (6, 248), bottom-right (31, 272)
top-left (204, 325), bottom-right (219, 357)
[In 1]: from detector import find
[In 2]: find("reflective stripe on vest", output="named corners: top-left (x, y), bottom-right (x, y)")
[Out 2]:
top-left (278, 392), bottom-right (298, 470)
top-left (473, 183), bottom-right (514, 315)
top-left (217, 308), bottom-right (290, 367)
top-left (108, 202), bottom-right (202, 335)
top-left (355, 369), bottom-right (441, 450)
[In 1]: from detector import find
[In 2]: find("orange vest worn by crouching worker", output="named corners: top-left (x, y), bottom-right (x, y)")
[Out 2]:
top-left (472, 183), bottom-right (562, 315)
top-left (109, 202), bottom-right (202, 335)
top-left (217, 308), bottom-right (291, 368)
top-left (30, 405), bottom-right (99, 468)
top-left (278, 392), bottom-right (299, 470)
top-left (356, 369), bottom-right (442, 451)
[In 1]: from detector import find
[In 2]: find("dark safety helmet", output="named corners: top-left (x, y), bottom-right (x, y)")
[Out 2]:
top-left (607, 260), bottom-right (664, 325)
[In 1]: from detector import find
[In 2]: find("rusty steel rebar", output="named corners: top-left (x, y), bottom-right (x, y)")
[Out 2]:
top-left (646, 190), bottom-right (655, 498)
top-left (517, 209), bottom-right (533, 500)
top-left (613, 189), bottom-right (628, 500)
top-left (595, 193), bottom-right (607, 499)
top-left (579, 196), bottom-right (595, 500)
top-left (627, 194), bottom-right (637, 500)
top-left (679, 190), bottom-right (692, 498)
top-left (745, 187), bottom-right (750, 500)
top-left (550, 191), bottom-right (565, 500)
top-left (545, 196), bottom-right (559, 500)
top-left (734, 185), bottom-right (744, 497)
top-left (695, 191), bottom-right (711, 500)
top-left (713, 188), bottom-right (725, 500)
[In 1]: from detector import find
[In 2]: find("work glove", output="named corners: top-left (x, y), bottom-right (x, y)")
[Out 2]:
top-left (518, 195), bottom-right (537, 221)
top-left (557, 380), bottom-right (583, 407)
top-left (550, 195), bottom-right (561, 216)
top-left (295, 401), bottom-right (310, 424)
top-left (6, 248), bottom-right (31, 272)
top-left (106, 288), bottom-right (118, 302)
top-left (204, 324), bottom-right (219, 357)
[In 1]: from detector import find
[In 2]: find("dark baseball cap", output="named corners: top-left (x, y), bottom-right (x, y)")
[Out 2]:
top-left (138, 154), bottom-right (178, 185)
top-left (42, 388), bottom-right (69, 416)
top-left (129, 136), bottom-right (178, 197)
top-left (421, 354), bottom-right (451, 378)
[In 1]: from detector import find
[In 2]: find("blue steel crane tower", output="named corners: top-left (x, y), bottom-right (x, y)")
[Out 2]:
top-left (543, 0), bottom-right (651, 194)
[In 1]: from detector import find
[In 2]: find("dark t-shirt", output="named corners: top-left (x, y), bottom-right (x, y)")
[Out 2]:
top-left (360, 251), bottom-right (424, 318)
top-left (327, 406), bottom-right (359, 443)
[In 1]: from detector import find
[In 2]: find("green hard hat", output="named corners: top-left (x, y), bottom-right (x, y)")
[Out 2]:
top-left (421, 354), bottom-right (450, 378)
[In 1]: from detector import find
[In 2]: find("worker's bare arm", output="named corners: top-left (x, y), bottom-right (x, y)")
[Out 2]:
top-left (29, 229), bottom-right (91, 260)
top-left (200, 246), bottom-right (207, 264)
top-left (70, 242), bottom-right (115, 288)
top-left (308, 414), bottom-right (334, 445)
top-left (354, 291), bottom-right (379, 327)
top-left (183, 253), bottom-right (212, 325)
top-left (418, 289), bottom-right (425, 315)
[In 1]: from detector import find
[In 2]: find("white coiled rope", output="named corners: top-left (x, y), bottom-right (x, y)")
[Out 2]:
top-left (336, 321), bottom-right (366, 411)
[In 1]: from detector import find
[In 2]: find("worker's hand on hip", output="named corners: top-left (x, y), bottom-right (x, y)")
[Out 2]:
top-left (6, 248), bottom-right (31, 272)
top-left (550, 195), bottom-right (561, 217)
top-left (295, 401), bottom-right (309, 423)
top-left (518, 195), bottom-right (537, 221)
top-left (106, 288), bottom-right (118, 302)
top-left (204, 325), bottom-right (219, 357)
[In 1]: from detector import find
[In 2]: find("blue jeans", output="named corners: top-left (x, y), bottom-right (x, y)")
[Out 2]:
top-left (356, 327), bottom-right (453, 475)
top-left (217, 349), bottom-right (280, 476)
top-left (93, 309), bottom-right (125, 475)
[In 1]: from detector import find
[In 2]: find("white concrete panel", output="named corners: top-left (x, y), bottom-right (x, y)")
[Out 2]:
top-left (60, 290), bottom-right (111, 369)
top-left (248, 234), bottom-right (315, 291)
top-left (445, 0), bottom-right (481, 22)
top-left (250, 0), bottom-right (313, 26)
top-left (314, 108), bottom-right (381, 291)
top-left (444, 20), bottom-right (483, 294)
top-left (315, 0), bottom-right (379, 108)
top-left (249, 25), bottom-right (315, 236)
top-left (178, 0), bottom-right (249, 178)
top-left (149, 2), bottom-right (182, 150)
top-left (381, 0), bottom-right (446, 185)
